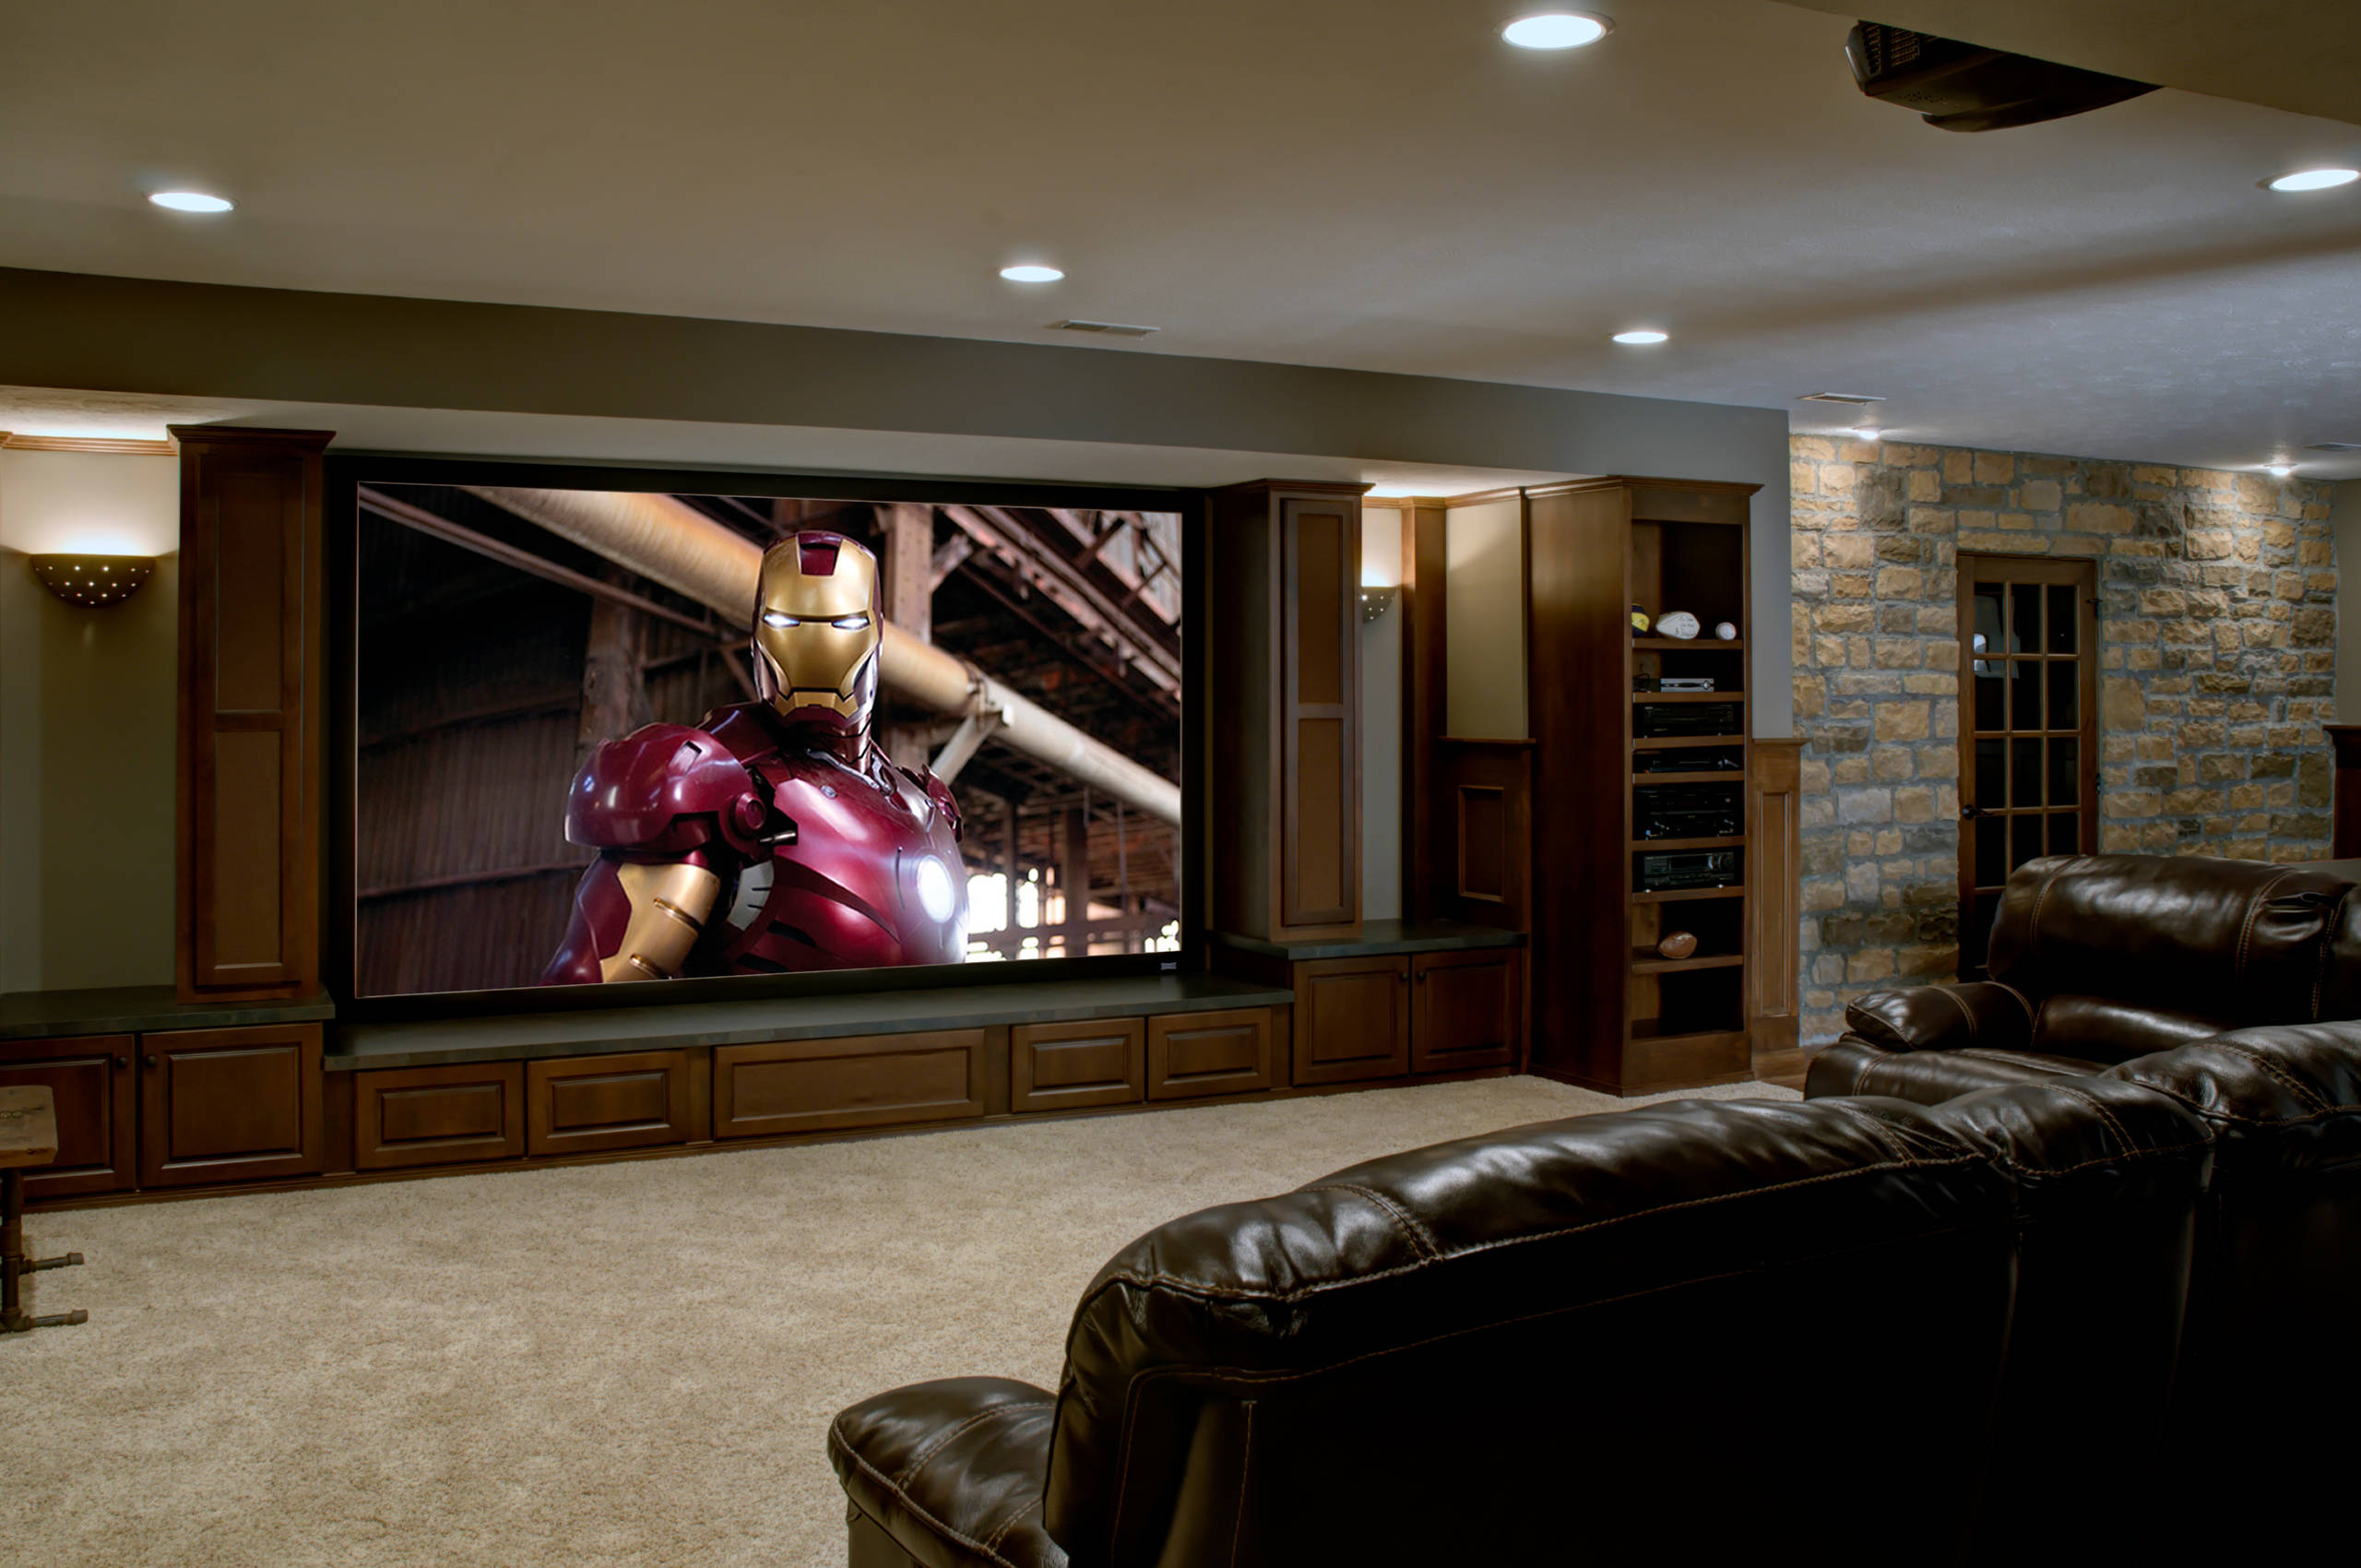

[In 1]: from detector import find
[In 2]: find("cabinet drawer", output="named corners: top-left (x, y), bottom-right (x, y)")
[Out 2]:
top-left (528, 1051), bottom-right (693, 1156)
top-left (1012, 1020), bottom-right (1144, 1112)
top-left (354, 1063), bottom-right (524, 1170)
top-left (1413, 949), bottom-right (1523, 1072)
top-left (1292, 956), bottom-right (1412, 1086)
top-left (714, 1029), bottom-right (987, 1139)
top-left (140, 1024), bottom-right (323, 1188)
top-left (1147, 1009), bottom-right (1278, 1100)
top-left (0, 1034), bottom-right (136, 1198)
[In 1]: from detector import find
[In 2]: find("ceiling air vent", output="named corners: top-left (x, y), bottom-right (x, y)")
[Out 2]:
top-left (1050, 319), bottom-right (1159, 339)
top-left (2303, 442), bottom-right (2361, 452)
top-left (1798, 392), bottom-right (1887, 406)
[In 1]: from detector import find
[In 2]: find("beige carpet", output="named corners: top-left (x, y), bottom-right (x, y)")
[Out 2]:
top-left (0, 1074), bottom-right (1795, 1567)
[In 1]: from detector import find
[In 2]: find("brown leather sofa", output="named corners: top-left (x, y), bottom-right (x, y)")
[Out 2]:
top-left (1808, 853), bottom-right (2359, 1105)
top-left (828, 1083), bottom-right (2211, 1568)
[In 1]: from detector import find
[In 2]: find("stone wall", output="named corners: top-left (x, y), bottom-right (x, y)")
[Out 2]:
top-left (1789, 437), bottom-right (2338, 1045)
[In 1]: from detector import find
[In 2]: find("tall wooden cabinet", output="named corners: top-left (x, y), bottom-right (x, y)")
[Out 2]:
top-left (1206, 481), bottom-right (1369, 941)
top-left (170, 426), bottom-right (334, 1002)
top-left (1525, 477), bottom-right (1760, 1095)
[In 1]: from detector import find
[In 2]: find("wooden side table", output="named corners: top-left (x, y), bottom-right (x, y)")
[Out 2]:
top-left (1, 1086), bottom-right (86, 1333)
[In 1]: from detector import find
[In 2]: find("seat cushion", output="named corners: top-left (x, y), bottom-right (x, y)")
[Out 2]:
top-left (830, 1377), bottom-right (1066, 1568)
top-left (2026, 994), bottom-right (2234, 1065)
top-left (1808, 1035), bottom-right (2101, 1105)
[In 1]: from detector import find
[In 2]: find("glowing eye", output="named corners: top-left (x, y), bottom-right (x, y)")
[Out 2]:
top-left (831, 614), bottom-right (871, 631)
top-left (761, 612), bottom-right (799, 627)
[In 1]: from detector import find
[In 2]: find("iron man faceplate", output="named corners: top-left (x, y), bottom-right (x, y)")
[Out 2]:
top-left (541, 531), bottom-right (967, 984)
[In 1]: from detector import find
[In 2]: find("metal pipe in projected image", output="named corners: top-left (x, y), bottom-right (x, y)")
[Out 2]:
top-left (460, 486), bottom-right (1182, 826)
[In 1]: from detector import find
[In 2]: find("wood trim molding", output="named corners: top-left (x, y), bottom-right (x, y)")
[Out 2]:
top-left (1, 433), bottom-right (178, 456)
top-left (1749, 738), bottom-right (1806, 1074)
top-left (2325, 724), bottom-right (2361, 858)
top-left (1404, 499), bottom-right (1448, 918)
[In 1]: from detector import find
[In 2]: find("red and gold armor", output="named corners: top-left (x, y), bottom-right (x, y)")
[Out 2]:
top-left (540, 531), bottom-right (966, 984)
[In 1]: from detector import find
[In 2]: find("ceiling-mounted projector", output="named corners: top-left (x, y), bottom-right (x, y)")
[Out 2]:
top-left (1845, 20), bottom-right (2156, 132)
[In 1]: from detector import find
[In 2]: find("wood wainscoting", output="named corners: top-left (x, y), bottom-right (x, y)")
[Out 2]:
top-left (1749, 738), bottom-right (1807, 1087)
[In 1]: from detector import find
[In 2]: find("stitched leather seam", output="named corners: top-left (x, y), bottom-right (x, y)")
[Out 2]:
top-left (2234, 873), bottom-right (2294, 988)
top-left (1991, 982), bottom-right (2037, 1028)
top-left (1228, 1400), bottom-right (1255, 1567)
top-left (828, 1425), bottom-right (1028, 1568)
top-left (887, 1399), bottom-right (1054, 1491)
top-left (1851, 1047), bottom-right (1882, 1097)
top-left (2023, 862), bottom-right (2067, 980)
top-left (981, 1494), bottom-right (1043, 1554)
top-left (2180, 1039), bottom-right (2334, 1114)
top-left (2312, 888), bottom-right (2351, 1021)
top-left (2045, 1084), bottom-right (2137, 1151)
top-left (1302, 1182), bottom-right (1442, 1261)
top-left (1937, 985), bottom-right (1978, 1044)
top-left (1080, 1155), bottom-right (1991, 1310)
top-left (1825, 1099), bottom-right (1921, 1165)
top-left (2004, 1136), bottom-right (2212, 1177)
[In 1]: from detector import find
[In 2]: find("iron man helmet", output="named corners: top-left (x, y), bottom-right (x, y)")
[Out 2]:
top-left (751, 531), bottom-right (882, 733)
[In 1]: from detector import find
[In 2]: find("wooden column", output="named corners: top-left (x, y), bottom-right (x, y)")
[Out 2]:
top-left (879, 503), bottom-right (935, 770)
top-left (1749, 737), bottom-right (1807, 1078)
top-left (2328, 725), bottom-right (2361, 859)
top-left (1206, 480), bottom-right (1369, 941)
top-left (170, 426), bottom-right (332, 1003)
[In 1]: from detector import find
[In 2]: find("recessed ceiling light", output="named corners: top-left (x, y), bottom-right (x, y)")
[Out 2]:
top-left (999, 264), bottom-right (1064, 283)
top-left (2264, 462), bottom-right (2297, 477)
top-left (2265, 168), bottom-right (2359, 193)
top-left (1611, 328), bottom-right (1668, 345)
top-left (148, 190), bottom-right (234, 213)
top-left (1847, 427), bottom-right (1883, 441)
top-left (1502, 12), bottom-right (1614, 50)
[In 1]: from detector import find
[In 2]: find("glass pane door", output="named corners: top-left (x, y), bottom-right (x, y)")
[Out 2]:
top-left (1958, 556), bottom-right (2098, 977)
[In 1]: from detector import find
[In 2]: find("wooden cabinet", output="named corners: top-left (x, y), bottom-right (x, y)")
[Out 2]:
top-left (1208, 480), bottom-right (1368, 942)
top-left (714, 1028), bottom-right (987, 1138)
top-left (528, 1051), bottom-right (694, 1156)
top-left (1293, 956), bottom-right (1412, 1087)
top-left (1146, 1008), bottom-right (1279, 1100)
top-left (1411, 950), bottom-right (1522, 1073)
top-left (1011, 1020), bottom-right (1144, 1112)
top-left (0, 1035), bottom-right (136, 1198)
top-left (140, 1024), bottom-right (323, 1188)
top-left (353, 1063), bottom-right (524, 1170)
top-left (171, 426), bottom-right (333, 1002)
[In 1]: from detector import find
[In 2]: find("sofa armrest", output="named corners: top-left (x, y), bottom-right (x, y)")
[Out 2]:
top-left (828, 1377), bottom-right (1067, 1568)
top-left (1845, 981), bottom-right (2035, 1054)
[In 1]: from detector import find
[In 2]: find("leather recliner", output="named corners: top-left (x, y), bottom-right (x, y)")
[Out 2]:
top-left (1808, 853), bottom-right (2360, 1105)
top-left (829, 1082), bottom-right (2211, 1568)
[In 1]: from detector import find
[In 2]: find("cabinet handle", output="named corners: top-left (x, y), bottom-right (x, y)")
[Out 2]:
top-left (145, 1054), bottom-right (158, 1069)
top-left (115, 1055), bottom-right (129, 1070)
top-left (1416, 971), bottom-right (1428, 982)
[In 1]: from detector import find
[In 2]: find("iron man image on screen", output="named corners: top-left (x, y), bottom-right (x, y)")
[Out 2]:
top-left (540, 531), bottom-right (967, 984)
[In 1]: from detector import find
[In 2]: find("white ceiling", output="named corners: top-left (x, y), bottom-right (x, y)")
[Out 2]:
top-left (2, 0), bottom-right (2358, 477)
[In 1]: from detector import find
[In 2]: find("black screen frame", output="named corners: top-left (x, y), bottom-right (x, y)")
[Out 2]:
top-left (326, 450), bottom-right (1205, 1024)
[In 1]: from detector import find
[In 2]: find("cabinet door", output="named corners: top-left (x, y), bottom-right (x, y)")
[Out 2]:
top-left (713, 1029), bottom-right (987, 1139)
top-left (1146, 1008), bottom-right (1277, 1100)
top-left (1011, 1020), bottom-right (1144, 1113)
top-left (527, 1051), bottom-right (693, 1156)
top-left (0, 1034), bottom-right (136, 1198)
top-left (354, 1062), bottom-right (524, 1170)
top-left (1413, 950), bottom-right (1523, 1073)
top-left (1292, 956), bottom-right (1411, 1086)
top-left (140, 1024), bottom-right (323, 1188)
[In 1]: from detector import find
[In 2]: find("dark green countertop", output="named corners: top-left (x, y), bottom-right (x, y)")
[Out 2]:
top-left (0, 985), bottom-right (337, 1043)
top-left (1208, 920), bottom-right (1525, 962)
top-left (329, 973), bottom-right (1293, 1073)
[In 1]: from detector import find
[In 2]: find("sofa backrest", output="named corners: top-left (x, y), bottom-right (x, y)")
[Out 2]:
top-left (1986, 855), bottom-right (2355, 1055)
top-left (1041, 1086), bottom-right (2205, 1567)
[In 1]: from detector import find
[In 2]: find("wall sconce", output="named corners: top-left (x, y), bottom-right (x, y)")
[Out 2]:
top-left (30, 555), bottom-right (155, 608)
top-left (1359, 585), bottom-right (1400, 624)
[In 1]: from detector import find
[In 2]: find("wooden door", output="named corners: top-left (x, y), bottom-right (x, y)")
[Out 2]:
top-left (1958, 554), bottom-right (2099, 977)
top-left (712, 1029), bottom-right (987, 1138)
top-left (1145, 1008), bottom-right (1278, 1100)
top-left (354, 1062), bottom-right (525, 1170)
top-left (0, 1035), bottom-right (136, 1198)
top-left (1292, 956), bottom-right (1411, 1086)
top-left (1411, 950), bottom-right (1522, 1072)
top-left (1011, 1019), bottom-right (1145, 1113)
top-left (526, 1051), bottom-right (693, 1155)
top-left (140, 1024), bottom-right (324, 1187)
top-left (1280, 496), bottom-right (1360, 933)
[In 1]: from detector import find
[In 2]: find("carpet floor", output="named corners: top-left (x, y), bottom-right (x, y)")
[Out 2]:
top-left (0, 1073), bottom-right (1796, 1567)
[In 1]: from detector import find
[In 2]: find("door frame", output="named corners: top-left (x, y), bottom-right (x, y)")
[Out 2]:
top-left (1955, 552), bottom-right (2101, 978)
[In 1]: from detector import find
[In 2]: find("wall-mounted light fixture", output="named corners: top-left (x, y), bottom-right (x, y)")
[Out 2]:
top-left (1359, 585), bottom-right (1400, 624)
top-left (30, 554), bottom-right (155, 608)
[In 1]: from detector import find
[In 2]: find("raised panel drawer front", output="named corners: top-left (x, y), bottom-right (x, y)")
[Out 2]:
top-left (1012, 1020), bottom-right (1145, 1112)
top-left (1292, 956), bottom-right (1411, 1086)
top-left (140, 1024), bottom-right (323, 1188)
top-left (1412, 949), bottom-right (1523, 1073)
top-left (1145, 1009), bottom-right (1275, 1101)
top-left (713, 1029), bottom-right (987, 1139)
top-left (354, 1063), bottom-right (524, 1170)
top-left (527, 1051), bottom-right (693, 1156)
top-left (0, 1035), bottom-right (136, 1197)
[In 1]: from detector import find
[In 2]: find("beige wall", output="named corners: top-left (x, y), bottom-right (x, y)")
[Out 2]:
top-left (1443, 497), bottom-right (1527, 740)
top-left (0, 449), bottom-right (181, 993)
top-left (1359, 506), bottom-right (1405, 921)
